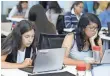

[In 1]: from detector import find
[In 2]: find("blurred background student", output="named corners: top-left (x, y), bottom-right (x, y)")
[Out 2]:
top-left (8, 1), bottom-right (29, 19)
top-left (46, 1), bottom-right (63, 28)
top-left (64, 1), bottom-right (84, 29)
top-left (99, 2), bottom-right (110, 27)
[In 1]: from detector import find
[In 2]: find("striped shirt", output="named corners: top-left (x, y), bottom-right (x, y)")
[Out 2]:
top-left (64, 9), bottom-right (83, 28)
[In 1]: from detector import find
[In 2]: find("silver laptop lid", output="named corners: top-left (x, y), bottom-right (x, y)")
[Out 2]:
top-left (33, 48), bottom-right (65, 73)
top-left (101, 49), bottom-right (110, 63)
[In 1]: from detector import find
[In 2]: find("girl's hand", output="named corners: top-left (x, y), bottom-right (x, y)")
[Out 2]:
top-left (89, 31), bottom-right (98, 41)
top-left (22, 58), bottom-right (32, 68)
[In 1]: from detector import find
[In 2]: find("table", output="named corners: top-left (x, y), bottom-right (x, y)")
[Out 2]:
top-left (1, 65), bottom-right (92, 76)
top-left (6, 17), bottom-right (26, 22)
top-left (92, 64), bottom-right (110, 76)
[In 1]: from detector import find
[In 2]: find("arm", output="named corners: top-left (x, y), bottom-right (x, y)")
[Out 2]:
top-left (12, 16), bottom-right (24, 18)
top-left (98, 38), bottom-right (103, 59)
top-left (1, 54), bottom-right (32, 69)
top-left (62, 33), bottom-right (91, 70)
top-left (89, 32), bottom-right (103, 59)
top-left (8, 6), bottom-right (24, 18)
top-left (8, 6), bottom-right (17, 18)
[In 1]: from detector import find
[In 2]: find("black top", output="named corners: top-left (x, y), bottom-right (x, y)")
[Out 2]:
top-left (6, 46), bottom-right (32, 63)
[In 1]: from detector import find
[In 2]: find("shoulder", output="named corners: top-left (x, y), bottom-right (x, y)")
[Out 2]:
top-left (65, 12), bottom-right (72, 15)
top-left (64, 32), bottom-right (74, 40)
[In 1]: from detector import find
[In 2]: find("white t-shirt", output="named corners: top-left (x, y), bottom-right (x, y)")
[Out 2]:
top-left (17, 49), bottom-right (26, 63)
top-left (8, 6), bottom-right (29, 18)
top-left (16, 48), bottom-right (37, 63)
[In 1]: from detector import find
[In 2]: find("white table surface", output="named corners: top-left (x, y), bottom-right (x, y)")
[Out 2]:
top-left (92, 64), bottom-right (110, 76)
top-left (1, 65), bottom-right (92, 76)
top-left (6, 17), bottom-right (27, 22)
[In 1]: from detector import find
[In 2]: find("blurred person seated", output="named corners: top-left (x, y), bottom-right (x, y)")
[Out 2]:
top-left (46, 1), bottom-right (64, 28)
top-left (28, 4), bottom-right (57, 44)
top-left (64, 1), bottom-right (83, 29)
top-left (96, 1), bottom-right (109, 15)
top-left (8, 1), bottom-right (29, 19)
top-left (99, 2), bottom-right (110, 27)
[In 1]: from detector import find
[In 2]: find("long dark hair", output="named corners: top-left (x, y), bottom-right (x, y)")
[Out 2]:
top-left (48, 1), bottom-right (62, 13)
top-left (17, 1), bottom-right (28, 13)
top-left (1, 20), bottom-right (36, 57)
top-left (71, 1), bottom-right (83, 10)
top-left (75, 13), bottom-right (101, 51)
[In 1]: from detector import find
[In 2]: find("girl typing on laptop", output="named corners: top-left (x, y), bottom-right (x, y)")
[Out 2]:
top-left (1, 20), bottom-right (37, 69)
top-left (62, 13), bottom-right (103, 70)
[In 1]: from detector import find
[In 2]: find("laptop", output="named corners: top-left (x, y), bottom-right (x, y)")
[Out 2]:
top-left (20, 48), bottom-right (75, 76)
top-left (101, 49), bottom-right (110, 64)
top-left (33, 48), bottom-right (65, 73)
top-left (106, 22), bottom-right (110, 36)
top-left (92, 64), bottom-right (110, 76)
top-left (91, 50), bottom-right (110, 76)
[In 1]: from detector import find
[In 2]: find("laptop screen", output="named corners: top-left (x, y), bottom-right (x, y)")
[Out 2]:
top-left (33, 48), bottom-right (66, 73)
top-left (107, 22), bottom-right (110, 33)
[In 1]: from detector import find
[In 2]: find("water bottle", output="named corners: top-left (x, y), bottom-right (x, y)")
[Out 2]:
top-left (76, 63), bottom-right (86, 76)
top-left (92, 46), bottom-right (101, 63)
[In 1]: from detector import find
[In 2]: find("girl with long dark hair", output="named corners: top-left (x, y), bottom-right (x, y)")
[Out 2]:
top-left (1, 20), bottom-right (37, 68)
top-left (62, 13), bottom-right (103, 70)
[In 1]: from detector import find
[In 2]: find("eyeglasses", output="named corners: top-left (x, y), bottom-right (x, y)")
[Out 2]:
top-left (86, 26), bottom-right (98, 31)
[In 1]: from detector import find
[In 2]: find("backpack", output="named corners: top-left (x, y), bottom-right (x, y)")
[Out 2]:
top-left (56, 15), bottom-right (65, 34)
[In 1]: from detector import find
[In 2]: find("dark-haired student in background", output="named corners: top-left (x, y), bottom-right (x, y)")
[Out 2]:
top-left (8, 1), bottom-right (29, 18)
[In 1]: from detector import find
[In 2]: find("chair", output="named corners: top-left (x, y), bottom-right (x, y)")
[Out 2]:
top-left (28, 4), bottom-right (57, 45)
top-left (37, 33), bottom-right (66, 50)
top-left (56, 15), bottom-right (65, 34)
top-left (1, 34), bottom-right (6, 46)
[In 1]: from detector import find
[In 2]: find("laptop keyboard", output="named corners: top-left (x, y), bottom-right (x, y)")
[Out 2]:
top-left (28, 71), bottom-right (75, 76)
top-left (19, 67), bottom-right (33, 73)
